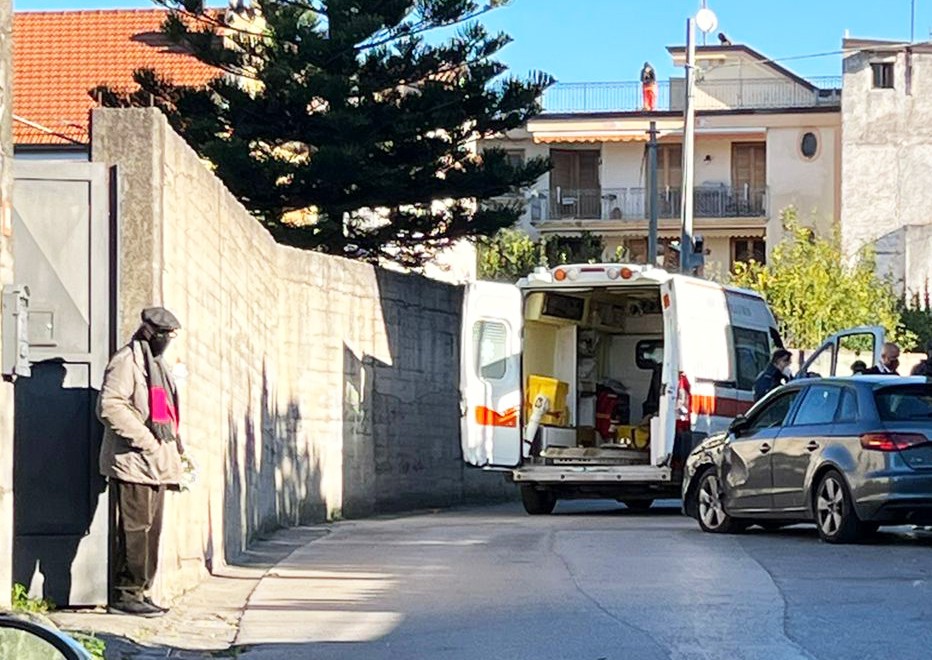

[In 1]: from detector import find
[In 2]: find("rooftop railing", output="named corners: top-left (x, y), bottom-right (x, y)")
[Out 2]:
top-left (541, 77), bottom-right (842, 114)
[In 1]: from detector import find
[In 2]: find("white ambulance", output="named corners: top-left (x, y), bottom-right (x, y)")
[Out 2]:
top-left (461, 263), bottom-right (786, 514)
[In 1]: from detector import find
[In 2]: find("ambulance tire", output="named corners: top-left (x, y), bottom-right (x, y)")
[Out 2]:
top-left (520, 485), bottom-right (557, 515)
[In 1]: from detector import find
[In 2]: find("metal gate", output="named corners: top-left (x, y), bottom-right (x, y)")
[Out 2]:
top-left (12, 161), bottom-right (112, 607)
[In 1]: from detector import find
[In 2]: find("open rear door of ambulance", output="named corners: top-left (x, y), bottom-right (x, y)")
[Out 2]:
top-left (657, 277), bottom-right (732, 467)
top-left (461, 282), bottom-right (523, 469)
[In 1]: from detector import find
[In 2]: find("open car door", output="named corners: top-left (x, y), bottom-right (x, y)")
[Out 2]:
top-left (797, 326), bottom-right (885, 378)
top-left (461, 282), bottom-right (523, 469)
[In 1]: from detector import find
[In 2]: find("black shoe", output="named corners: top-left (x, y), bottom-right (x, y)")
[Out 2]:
top-left (143, 596), bottom-right (169, 614)
top-left (108, 600), bottom-right (164, 618)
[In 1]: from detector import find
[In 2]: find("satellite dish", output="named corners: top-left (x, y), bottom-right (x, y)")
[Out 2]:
top-left (696, 7), bottom-right (719, 34)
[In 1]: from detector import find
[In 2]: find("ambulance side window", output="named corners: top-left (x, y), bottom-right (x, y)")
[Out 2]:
top-left (733, 327), bottom-right (771, 391)
top-left (473, 321), bottom-right (508, 380)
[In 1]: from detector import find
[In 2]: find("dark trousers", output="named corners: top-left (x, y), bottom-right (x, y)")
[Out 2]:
top-left (113, 480), bottom-right (165, 604)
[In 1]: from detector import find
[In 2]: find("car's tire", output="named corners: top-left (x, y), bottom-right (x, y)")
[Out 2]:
top-left (520, 485), bottom-right (557, 515)
top-left (695, 470), bottom-right (742, 534)
top-left (622, 499), bottom-right (654, 512)
top-left (814, 469), bottom-right (866, 544)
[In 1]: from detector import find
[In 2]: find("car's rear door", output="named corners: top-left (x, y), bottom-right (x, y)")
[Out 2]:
top-left (772, 384), bottom-right (846, 513)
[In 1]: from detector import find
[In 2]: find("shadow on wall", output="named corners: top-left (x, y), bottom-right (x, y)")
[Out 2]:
top-left (12, 359), bottom-right (106, 606)
top-left (341, 269), bottom-right (512, 518)
top-left (223, 362), bottom-right (323, 564)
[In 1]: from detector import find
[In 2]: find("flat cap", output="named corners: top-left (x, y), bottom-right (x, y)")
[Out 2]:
top-left (141, 306), bottom-right (181, 332)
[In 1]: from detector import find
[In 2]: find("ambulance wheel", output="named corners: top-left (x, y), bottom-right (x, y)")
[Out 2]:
top-left (520, 486), bottom-right (557, 515)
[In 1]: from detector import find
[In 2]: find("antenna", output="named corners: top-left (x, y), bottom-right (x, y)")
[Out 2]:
top-left (912, 0), bottom-right (917, 42)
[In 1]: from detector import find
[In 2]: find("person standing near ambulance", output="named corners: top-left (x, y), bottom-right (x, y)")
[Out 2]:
top-left (753, 348), bottom-right (792, 402)
top-left (98, 307), bottom-right (184, 617)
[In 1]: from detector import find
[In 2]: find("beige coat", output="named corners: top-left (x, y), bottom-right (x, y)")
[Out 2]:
top-left (97, 342), bottom-right (183, 485)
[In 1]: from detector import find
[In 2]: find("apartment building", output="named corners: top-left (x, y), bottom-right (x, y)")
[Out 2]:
top-left (487, 44), bottom-right (842, 274)
top-left (841, 38), bottom-right (932, 298)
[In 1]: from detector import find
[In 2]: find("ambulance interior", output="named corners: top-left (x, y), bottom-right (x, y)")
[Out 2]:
top-left (523, 287), bottom-right (665, 466)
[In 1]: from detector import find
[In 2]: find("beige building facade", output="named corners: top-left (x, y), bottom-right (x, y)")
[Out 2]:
top-left (486, 45), bottom-right (842, 275)
top-left (841, 39), bottom-right (932, 299)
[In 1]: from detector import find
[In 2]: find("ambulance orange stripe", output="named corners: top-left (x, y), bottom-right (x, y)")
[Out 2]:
top-left (475, 406), bottom-right (519, 427)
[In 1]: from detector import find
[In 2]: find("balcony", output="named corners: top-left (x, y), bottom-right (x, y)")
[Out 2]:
top-left (541, 77), bottom-right (842, 114)
top-left (529, 186), bottom-right (767, 223)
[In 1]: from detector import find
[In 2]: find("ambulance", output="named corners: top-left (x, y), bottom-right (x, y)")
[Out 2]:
top-left (460, 263), bottom-right (884, 515)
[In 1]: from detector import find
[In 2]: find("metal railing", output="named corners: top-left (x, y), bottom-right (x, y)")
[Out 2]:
top-left (529, 186), bottom-right (768, 222)
top-left (541, 77), bottom-right (842, 114)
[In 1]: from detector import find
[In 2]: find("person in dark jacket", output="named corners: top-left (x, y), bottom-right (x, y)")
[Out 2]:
top-left (911, 341), bottom-right (932, 376)
top-left (640, 62), bottom-right (658, 111)
top-left (863, 342), bottom-right (900, 376)
top-left (754, 349), bottom-right (792, 402)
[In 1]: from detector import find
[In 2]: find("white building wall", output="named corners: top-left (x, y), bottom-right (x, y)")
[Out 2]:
top-left (841, 47), bottom-right (932, 296)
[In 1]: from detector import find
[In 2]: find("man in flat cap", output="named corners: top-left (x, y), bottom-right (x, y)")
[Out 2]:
top-left (98, 307), bottom-right (183, 617)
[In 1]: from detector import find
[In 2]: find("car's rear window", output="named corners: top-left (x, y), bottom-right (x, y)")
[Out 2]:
top-left (874, 384), bottom-right (932, 421)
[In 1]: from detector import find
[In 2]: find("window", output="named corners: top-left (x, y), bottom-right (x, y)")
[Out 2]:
top-left (473, 321), bottom-right (508, 380)
top-left (730, 238), bottom-right (766, 271)
top-left (804, 344), bottom-right (834, 379)
top-left (746, 390), bottom-right (800, 434)
top-left (733, 327), bottom-right (771, 391)
top-left (800, 132), bottom-right (818, 159)
top-left (636, 339), bottom-right (664, 370)
top-left (872, 62), bottom-right (895, 89)
top-left (875, 384), bottom-right (932, 421)
top-left (792, 385), bottom-right (843, 426)
top-left (505, 149), bottom-right (525, 169)
top-left (836, 388), bottom-right (860, 423)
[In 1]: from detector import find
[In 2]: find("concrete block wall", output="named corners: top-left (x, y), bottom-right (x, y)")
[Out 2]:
top-left (91, 108), bottom-right (509, 602)
top-left (0, 0), bottom-right (13, 610)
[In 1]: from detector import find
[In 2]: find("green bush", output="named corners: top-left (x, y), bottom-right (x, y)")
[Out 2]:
top-left (730, 208), bottom-right (915, 349)
top-left (476, 229), bottom-right (609, 283)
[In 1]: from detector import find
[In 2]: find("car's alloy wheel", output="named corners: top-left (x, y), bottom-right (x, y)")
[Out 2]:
top-left (696, 471), bottom-right (740, 533)
top-left (815, 470), bottom-right (864, 544)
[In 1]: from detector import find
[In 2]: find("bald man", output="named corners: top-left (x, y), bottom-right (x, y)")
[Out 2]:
top-left (863, 342), bottom-right (900, 376)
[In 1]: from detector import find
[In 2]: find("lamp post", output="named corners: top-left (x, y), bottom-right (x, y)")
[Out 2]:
top-left (680, 6), bottom-right (717, 275)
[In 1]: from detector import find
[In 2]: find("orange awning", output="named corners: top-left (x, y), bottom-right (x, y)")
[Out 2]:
top-left (533, 133), bottom-right (649, 144)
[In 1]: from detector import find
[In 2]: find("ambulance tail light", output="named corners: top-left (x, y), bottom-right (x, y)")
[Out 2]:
top-left (676, 372), bottom-right (692, 433)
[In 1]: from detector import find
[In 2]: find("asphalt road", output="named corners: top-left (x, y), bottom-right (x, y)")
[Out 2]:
top-left (238, 500), bottom-right (932, 660)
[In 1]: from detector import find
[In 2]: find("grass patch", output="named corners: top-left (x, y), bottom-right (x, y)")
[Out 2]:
top-left (11, 583), bottom-right (54, 613)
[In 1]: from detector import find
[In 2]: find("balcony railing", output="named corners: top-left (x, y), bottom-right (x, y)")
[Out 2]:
top-left (541, 77), bottom-right (842, 114)
top-left (529, 186), bottom-right (767, 222)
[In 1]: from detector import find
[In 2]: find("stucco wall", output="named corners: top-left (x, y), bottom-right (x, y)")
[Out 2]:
top-left (842, 48), bottom-right (932, 295)
top-left (91, 108), bottom-right (509, 602)
top-left (767, 125), bottom-right (838, 241)
top-left (0, 0), bottom-right (13, 610)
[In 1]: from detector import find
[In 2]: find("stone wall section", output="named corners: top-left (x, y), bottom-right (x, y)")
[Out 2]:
top-left (91, 108), bottom-right (509, 601)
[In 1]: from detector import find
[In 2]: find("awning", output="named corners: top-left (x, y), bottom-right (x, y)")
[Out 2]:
top-left (533, 132), bottom-right (648, 144)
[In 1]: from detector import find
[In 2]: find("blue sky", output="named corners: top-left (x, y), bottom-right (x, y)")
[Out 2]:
top-left (14, 0), bottom-right (930, 82)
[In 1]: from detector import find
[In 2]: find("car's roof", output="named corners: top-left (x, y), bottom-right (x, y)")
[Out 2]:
top-left (795, 376), bottom-right (932, 388)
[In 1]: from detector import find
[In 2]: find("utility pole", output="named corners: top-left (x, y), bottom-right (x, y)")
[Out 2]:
top-left (647, 121), bottom-right (659, 267)
top-left (680, 17), bottom-right (697, 274)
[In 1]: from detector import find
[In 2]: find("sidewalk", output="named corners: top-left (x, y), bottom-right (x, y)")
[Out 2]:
top-left (49, 526), bottom-right (328, 659)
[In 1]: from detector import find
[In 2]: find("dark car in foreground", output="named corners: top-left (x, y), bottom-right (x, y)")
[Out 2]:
top-left (682, 377), bottom-right (932, 543)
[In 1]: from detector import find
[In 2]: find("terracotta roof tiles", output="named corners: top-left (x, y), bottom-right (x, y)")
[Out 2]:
top-left (13, 10), bottom-right (220, 145)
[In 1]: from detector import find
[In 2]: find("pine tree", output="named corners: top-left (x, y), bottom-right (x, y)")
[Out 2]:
top-left (93, 0), bottom-right (552, 267)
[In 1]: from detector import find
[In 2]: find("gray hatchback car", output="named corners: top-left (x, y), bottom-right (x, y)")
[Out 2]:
top-left (682, 376), bottom-right (932, 543)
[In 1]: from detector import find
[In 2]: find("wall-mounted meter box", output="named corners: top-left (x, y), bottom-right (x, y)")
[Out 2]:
top-left (2, 285), bottom-right (31, 379)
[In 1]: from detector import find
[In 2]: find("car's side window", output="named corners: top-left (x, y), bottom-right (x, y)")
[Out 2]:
top-left (835, 388), bottom-right (859, 423)
top-left (791, 385), bottom-right (843, 426)
top-left (745, 390), bottom-right (800, 434)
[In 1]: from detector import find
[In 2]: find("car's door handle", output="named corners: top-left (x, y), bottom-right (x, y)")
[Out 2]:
top-left (806, 441), bottom-right (820, 452)
top-left (759, 442), bottom-right (772, 454)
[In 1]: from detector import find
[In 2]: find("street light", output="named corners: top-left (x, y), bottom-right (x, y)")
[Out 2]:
top-left (680, 6), bottom-right (717, 275)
